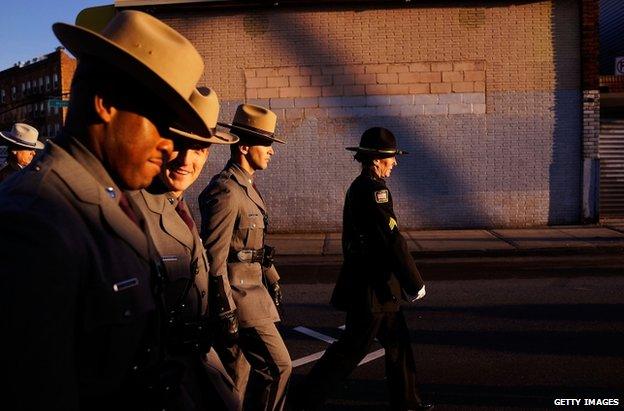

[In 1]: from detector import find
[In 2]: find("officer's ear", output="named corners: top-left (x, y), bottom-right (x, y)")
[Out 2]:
top-left (93, 93), bottom-right (116, 124)
top-left (372, 158), bottom-right (380, 166)
top-left (238, 144), bottom-right (250, 155)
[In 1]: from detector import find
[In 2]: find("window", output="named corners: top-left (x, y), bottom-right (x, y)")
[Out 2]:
top-left (11, 86), bottom-right (16, 99)
top-left (53, 73), bottom-right (59, 89)
top-left (38, 77), bottom-right (44, 92)
top-left (1, 90), bottom-right (5, 103)
top-left (54, 123), bottom-right (60, 136)
top-left (21, 83), bottom-right (25, 95)
top-left (26, 81), bottom-right (31, 94)
top-left (45, 75), bottom-right (50, 91)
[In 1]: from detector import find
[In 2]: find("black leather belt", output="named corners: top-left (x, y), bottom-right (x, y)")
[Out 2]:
top-left (228, 249), bottom-right (263, 264)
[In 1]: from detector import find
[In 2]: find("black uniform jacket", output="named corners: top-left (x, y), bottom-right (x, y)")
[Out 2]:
top-left (331, 169), bottom-right (424, 313)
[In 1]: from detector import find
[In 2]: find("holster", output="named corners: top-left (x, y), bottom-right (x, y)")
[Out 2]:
top-left (261, 245), bottom-right (276, 268)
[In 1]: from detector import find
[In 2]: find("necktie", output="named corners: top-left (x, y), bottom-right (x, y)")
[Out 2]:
top-left (118, 192), bottom-right (141, 228)
top-left (175, 199), bottom-right (195, 232)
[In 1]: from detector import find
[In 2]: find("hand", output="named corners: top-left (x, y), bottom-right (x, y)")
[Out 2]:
top-left (405, 285), bottom-right (426, 303)
top-left (415, 285), bottom-right (426, 301)
top-left (219, 310), bottom-right (239, 347)
top-left (269, 282), bottom-right (282, 308)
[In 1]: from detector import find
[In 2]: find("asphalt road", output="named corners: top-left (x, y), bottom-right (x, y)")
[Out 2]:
top-left (278, 255), bottom-right (624, 410)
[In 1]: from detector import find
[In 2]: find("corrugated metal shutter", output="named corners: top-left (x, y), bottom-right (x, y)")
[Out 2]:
top-left (600, 118), bottom-right (624, 220)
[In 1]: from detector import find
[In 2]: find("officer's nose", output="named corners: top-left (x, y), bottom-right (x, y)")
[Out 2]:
top-left (268, 146), bottom-right (274, 155)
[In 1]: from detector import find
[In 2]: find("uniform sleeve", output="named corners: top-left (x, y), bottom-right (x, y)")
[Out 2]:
top-left (198, 181), bottom-right (237, 316)
top-left (359, 185), bottom-right (425, 296)
top-left (263, 264), bottom-right (280, 285)
top-left (0, 209), bottom-right (81, 410)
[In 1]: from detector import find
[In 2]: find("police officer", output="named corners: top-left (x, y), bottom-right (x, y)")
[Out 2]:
top-left (0, 123), bottom-right (44, 183)
top-left (0, 11), bottom-right (211, 410)
top-left (294, 127), bottom-right (432, 411)
top-left (199, 104), bottom-right (291, 411)
top-left (129, 87), bottom-right (240, 410)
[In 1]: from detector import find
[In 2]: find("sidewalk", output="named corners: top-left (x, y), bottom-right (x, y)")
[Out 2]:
top-left (267, 225), bottom-right (624, 262)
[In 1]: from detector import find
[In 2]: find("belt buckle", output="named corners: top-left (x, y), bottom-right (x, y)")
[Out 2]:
top-left (237, 250), bottom-right (253, 262)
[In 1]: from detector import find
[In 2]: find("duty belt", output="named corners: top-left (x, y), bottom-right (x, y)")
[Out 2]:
top-left (228, 249), bottom-right (264, 264)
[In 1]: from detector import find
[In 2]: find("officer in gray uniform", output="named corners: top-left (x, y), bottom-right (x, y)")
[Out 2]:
top-left (199, 104), bottom-right (291, 411)
top-left (0, 11), bottom-right (212, 410)
top-left (129, 88), bottom-right (240, 410)
top-left (0, 123), bottom-right (44, 183)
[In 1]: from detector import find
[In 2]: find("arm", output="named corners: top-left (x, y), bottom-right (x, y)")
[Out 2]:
top-left (358, 186), bottom-right (425, 297)
top-left (199, 181), bottom-right (237, 317)
top-left (0, 209), bottom-right (81, 409)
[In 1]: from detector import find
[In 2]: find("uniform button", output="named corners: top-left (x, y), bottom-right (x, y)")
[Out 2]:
top-left (123, 309), bottom-right (132, 317)
top-left (251, 224), bottom-right (256, 229)
top-left (132, 365), bottom-right (138, 371)
top-left (35, 166), bottom-right (41, 171)
top-left (201, 291), bottom-right (206, 297)
top-left (105, 187), bottom-right (116, 199)
top-left (240, 280), bottom-right (244, 284)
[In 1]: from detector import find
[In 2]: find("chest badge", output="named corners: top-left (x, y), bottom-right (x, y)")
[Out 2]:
top-left (375, 189), bottom-right (389, 203)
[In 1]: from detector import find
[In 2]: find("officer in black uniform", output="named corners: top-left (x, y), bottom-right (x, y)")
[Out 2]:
top-left (294, 127), bottom-right (432, 411)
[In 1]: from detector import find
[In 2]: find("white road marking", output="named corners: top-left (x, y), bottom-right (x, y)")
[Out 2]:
top-left (292, 326), bottom-right (385, 368)
top-left (293, 326), bottom-right (337, 344)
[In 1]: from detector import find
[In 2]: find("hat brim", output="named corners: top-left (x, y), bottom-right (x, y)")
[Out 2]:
top-left (218, 121), bottom-right (285, 144)
top-left (52, 22), bottom-right (210, 138)
top-left (0, 131), bottom-right (45, 149)
top-left (169, 126), bottom-right (240, 145)
top-left (345, 146), bottom-right (408, 155)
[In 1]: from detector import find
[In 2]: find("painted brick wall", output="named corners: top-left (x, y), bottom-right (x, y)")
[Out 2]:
top-left (155, 0), bottom-right (582, 231)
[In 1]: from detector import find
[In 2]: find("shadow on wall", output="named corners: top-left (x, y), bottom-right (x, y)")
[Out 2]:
top-left (548, 0), bottom-right (582, 225)
top-left (183, 0), bottom-right (582, 230)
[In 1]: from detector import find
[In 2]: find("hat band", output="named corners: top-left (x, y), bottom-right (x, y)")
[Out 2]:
top-left (232, 122), bottom-right (275, 139)
top-left (210, 127), bottom-right (232, 142)
top-left (357, 146), bottom-right (398, 154)
top-left (14, 137), bottom-right (37, 147)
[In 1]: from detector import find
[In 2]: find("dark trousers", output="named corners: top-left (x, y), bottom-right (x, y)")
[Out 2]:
top-left (299, 309), bottom-right (423, 411)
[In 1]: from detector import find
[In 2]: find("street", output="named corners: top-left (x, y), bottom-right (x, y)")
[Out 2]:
top-left (279, 256), bottom-right (624, 410)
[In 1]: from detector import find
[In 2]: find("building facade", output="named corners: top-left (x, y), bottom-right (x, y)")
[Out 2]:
top-left (115, 0), bottom-right (596, 232)
top-left (0, 48), bottom-right (76, 146)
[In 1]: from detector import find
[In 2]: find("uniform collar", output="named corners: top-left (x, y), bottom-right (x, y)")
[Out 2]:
top-left (226, 160), bottom-right (266, 212)
top-left (60, 133), bottom-right (122, 203)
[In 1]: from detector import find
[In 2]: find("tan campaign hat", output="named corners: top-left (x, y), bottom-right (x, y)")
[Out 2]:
top-left (0, 123), bottom-right (44, 149)
top-left (219, 104), bottom-right (285, 144)
top-left (52, 10), bottom-right (209, 136)
top-left (170, 87), bottom-right (239, 144)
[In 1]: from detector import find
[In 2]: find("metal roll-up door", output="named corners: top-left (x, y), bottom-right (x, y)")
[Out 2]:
top-left (599, 118), bottom-right (624, 220)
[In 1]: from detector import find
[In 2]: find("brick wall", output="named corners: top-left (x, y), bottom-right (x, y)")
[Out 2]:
top-left (154, 0), bottom-right (582, 231)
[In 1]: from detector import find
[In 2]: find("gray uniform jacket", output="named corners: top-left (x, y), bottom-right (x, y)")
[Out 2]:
top-left (199, 161), bottom-right (279, 328)
top-left (129, 190), bottom-right (210, 319)
top-left (0, 159), bottom-right (21, 183)
top-left (0, 136), bottom-right (158, 410)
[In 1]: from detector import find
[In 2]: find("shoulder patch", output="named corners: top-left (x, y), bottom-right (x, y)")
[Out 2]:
top-left (374, 189), bottom-right (389, 203)
top-left (389, 217), bottom-right (398, 231)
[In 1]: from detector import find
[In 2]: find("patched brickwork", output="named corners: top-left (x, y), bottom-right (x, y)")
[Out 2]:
top-left (244, 61), bottom-right (485, 99)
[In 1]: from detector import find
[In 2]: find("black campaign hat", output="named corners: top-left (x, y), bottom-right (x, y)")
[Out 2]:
top-left (346, 127), bottom-right (408, 156)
